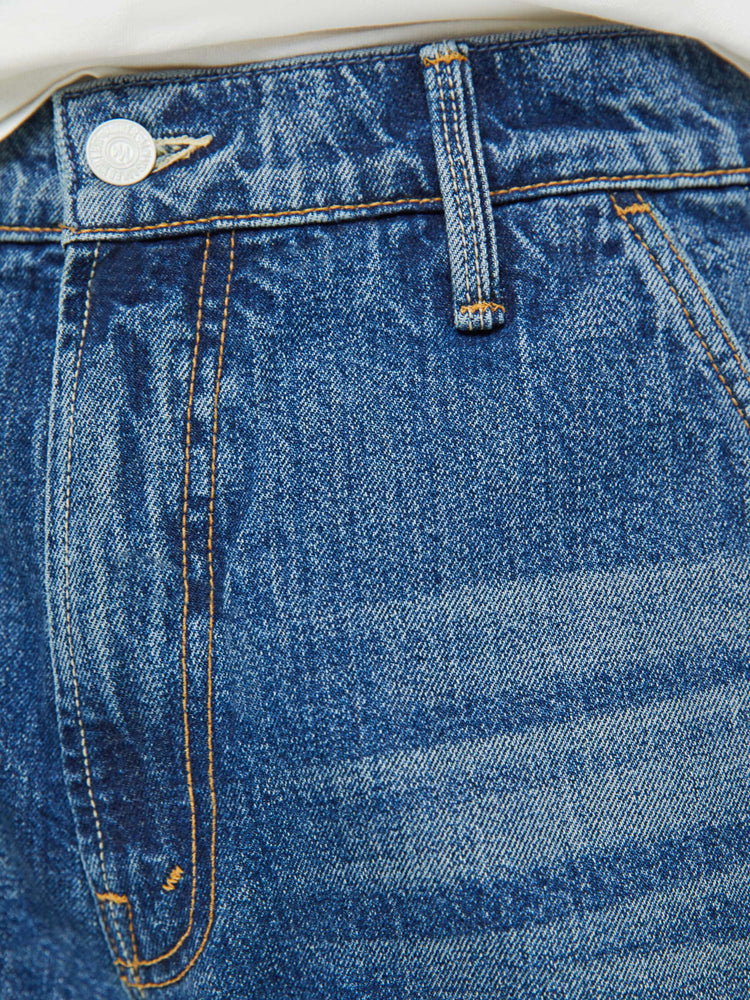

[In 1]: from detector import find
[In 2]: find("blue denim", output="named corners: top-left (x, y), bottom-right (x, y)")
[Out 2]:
top-left (2, 24), bottom-right (750, 1000)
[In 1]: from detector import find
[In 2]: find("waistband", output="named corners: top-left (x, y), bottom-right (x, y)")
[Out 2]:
top-left (2, 25), bottom-right (750, 245)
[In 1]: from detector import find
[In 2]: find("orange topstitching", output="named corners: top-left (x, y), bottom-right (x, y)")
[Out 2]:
top-left (422, 51), bottom-right (468, 68)
top-left (460, 300), bottom-right (505, 314)
top-left (632, 192), bottom-right (750, 392)
top-left (162, 866), bottom-right (185, 892)
top-left (96, 232), bottom-right (211, 977)
top-left (99, 230), bottom-right (234, 991)
top-left (429, 56), bottom-right (475, 328)
top-left (443, 56), bottom-right (489, 328)
top-left (2, 164), bottom-right (750, 238)
top-left (610, 194), bottom-right (750, 435)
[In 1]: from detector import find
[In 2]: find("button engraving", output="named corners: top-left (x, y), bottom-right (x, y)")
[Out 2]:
top-left (86, 119), bottom-right (156, 186)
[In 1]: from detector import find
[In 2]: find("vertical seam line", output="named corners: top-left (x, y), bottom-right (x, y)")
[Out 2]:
top-left (432, 60), bottom-right (474, 330)
top-left (114, 231), bottom-right (233, 990)
top-left (61, 243), bottom-right (134, 970)
top-left (444, 58), bottom-right (486, 329)
top-left (105, 232), bottom-right (212, 974)
top-left (97, 894), bottom-right (144, 995)
top-left (97, 898), bottom-right (141, 993)
top-left (123, 229), bottom-right (234, 990)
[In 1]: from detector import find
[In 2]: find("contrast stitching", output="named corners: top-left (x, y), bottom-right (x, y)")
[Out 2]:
top-left (422, 52), bottom-right (467, 67)
top-left (610, 196), bottom-right (645, 220)
top-left (431, 61), bottom-right (474, 329)
top-left (123, 230), bottom-right (233, 990)
top-left (98, 891), bottom-right (130, 904)
top-left (181, 227), bottom-right (236, 990)
top-left (49, 165), bottom-right (750, 238)
top-left (98, 895), bottom-right (144, 995)
top-left (162, 866), bottom-right (184, 892)
top-left (103, 232), bottom-right (212, 973)
top-left (0, 224), bottom-right (65, 233)
top-left (161, 228), bottom-right (210, 961)
top-left (61, 243), bottom-right (135, 972)
top-left (633, 192), bottom-right (750, 392)
top-left (125, 899), bottom-right (144, 995)
top-left (6, 164), bottom-right (750, 247)
top-left (613, 202), bottom-right (650, 215)
top-left (460, 300), bottom-right (505, 314)
top-left (102, 231), bottom-right (232, 989)
top-left (444, 55), bottom-right (487, 329)
top-left (97, 900), bottom-right (122, 958)
top-left (610, 194), bottom-right (750, 434)
top-left (7, 165), bottom-right (748, 245)
top-left (97, 899), bottom-right (136, 992)
top-left (64, 194), bottom-right (442, 235)
top-left (489, 166), bottom-right (750, 201)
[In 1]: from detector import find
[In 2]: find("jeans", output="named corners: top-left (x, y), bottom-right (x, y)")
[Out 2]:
top-left (2, 25), bottom-right (750, 999)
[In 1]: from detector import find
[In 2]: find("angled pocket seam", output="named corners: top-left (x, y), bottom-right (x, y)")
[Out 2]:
top-left (631, 192), bottom-right (750, 392)
top-left (610, 192), bottom-right (750, 437)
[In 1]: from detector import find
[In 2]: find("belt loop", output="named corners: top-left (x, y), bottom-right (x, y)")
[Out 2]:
top-left (420, 41), bottom-right (505, 332)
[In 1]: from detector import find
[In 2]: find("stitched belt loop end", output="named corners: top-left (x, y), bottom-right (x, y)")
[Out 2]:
top-left (420, 40), bottom-right (505, 332)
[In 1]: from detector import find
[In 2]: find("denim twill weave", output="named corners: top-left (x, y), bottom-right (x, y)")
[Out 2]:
top-left (420, 41), bottom-right (504, 331)
top-left (2, 24), bottom-right (750, 1000)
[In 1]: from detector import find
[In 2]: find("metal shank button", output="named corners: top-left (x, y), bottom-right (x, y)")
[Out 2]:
top-left (85, 119), bottom-right (156, 186)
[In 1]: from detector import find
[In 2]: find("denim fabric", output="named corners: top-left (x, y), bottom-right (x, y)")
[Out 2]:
top-left (420, 42), bottom-right (504, 331)
top-left (2, 25), bottom-right (750, 1000)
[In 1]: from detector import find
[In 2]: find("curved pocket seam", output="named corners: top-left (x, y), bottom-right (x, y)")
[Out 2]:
top-left (54, 231), bottom-right (236, 991)
top-left (112, 231), bottom-right (234, 989)
top-left (100, 232), bottom-right (215, 980)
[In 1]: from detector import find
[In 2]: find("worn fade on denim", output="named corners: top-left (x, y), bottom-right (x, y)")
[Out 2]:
top-left (2, 24), bottom-right (750, 1000)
